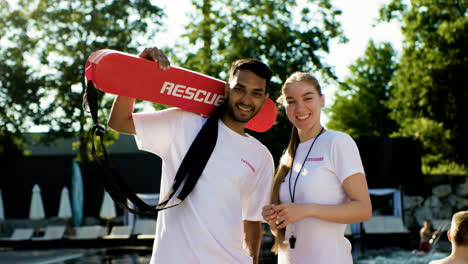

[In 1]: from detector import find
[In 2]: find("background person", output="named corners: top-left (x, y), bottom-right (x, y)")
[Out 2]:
top-left (262, 72), bottom-right (372, 264)
top-left (108, 47), bottom-right (274, 264)
top-left (430, 210), bottom-right (468, 264)
top-left (418, 219), bottom-right (438, 254)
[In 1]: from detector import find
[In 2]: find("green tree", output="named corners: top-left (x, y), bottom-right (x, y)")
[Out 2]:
top-left (0, 1), bottom-right (50, 156)
top-left (174, 0), bottom-right (346, 161)
top-left (0, 0), bottom-right (164, 162)
top-left (178, 0), bottom-right (345, 89)
top-left (380, 1), bottom-right (468, 171)
top-left (326, 40), bottom-right (398, 138)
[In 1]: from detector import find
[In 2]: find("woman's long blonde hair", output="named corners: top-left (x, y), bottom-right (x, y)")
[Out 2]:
top-left (270, 72), bottom-right (322, 253)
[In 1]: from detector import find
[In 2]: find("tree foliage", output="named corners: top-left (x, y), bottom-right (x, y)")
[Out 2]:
top-left (0, 0), bottom-right (164, 162)
top-left (2, 0), bottom-right (347, 164)
top-left (179, 0), bottom-right (345, 90)
top-left (380, 0), bottom-right (468, 169)
top-left (174, 0), bottom-right (346, 161)
top-left (326, 40), bottom-right (398, 138)
top-left (0, 1), bottom-right (49, 156)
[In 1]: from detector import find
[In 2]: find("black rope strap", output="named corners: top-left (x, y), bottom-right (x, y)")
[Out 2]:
top-left (85, 81), bottom-right (219, 215)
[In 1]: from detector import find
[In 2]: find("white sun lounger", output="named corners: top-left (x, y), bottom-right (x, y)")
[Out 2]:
top-left (133, 219), bottom-right (156, 239)
top-left (70, 225), bottom-right (106, 240)
top-left (364, 215), bottom-right (409, 234)
top-left (32, 225), bottom-right (66, 241)
top-left (0, 228), bottom-right (34, 241)
top-left (104, 225), bottom-right (132, 239)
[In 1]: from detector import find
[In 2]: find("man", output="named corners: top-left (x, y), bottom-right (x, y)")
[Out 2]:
top-left (108, 47), bottom-right (274, 264)
top-left (419, 219), bottom-right (436, 253)
top-left (429, 210), bottom-right (468, 264)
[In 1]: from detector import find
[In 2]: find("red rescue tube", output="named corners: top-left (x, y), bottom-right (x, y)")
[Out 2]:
top-left (85, 49), bottom-right (277, 132)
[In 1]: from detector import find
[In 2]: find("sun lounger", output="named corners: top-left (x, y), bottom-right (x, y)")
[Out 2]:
top-left (363, 216), bottom-right (385, 234)
top-left (364, 216), bottom-right (409, 234)
top-left (133, 219), bottom-right (156, 239)
top-left (104, 225), bottom-right (132, 239)
top-left (70, 225), bottom-right (106, 240)
top-left (32, 225), bottom-right (65, 241)
top-left (0, 228), bottom-right (34, 241)
top-left (384, 216), bottom-right (409, 233)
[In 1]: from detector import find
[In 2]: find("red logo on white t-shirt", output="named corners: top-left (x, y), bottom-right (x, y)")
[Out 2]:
top-left (241, 158), bottom-right (256, 173)
top-left (306, 157), bottom-right (323, 162)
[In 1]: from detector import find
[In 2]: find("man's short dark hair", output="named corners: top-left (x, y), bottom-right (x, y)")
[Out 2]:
top-left (228, 59), bottom-right (273, 92)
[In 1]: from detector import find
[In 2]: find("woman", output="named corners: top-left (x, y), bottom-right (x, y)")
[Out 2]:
top-left (262, 72), bottom-right (372, 263)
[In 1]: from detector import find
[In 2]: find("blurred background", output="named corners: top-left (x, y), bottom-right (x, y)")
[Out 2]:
top-left (0, 0), bottom-right (467, 263)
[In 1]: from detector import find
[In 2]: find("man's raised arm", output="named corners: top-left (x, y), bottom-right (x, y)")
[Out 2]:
top-left (107, 47), bottom-right (170, 135)
top-left (108, 96), bottom-right (136, 135)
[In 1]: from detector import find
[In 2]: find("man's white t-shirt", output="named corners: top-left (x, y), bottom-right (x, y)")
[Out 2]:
top-left (133, 108), bottom-right (274, 264)
top-left (278, 130), bottom-right (364, 264)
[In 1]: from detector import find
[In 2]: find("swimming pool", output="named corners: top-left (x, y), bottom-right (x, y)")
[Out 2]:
top-left (356, 249), bottom-right (450, 264)
top-left (0, 247), bottom-right (450, 264)
top-left (71, 248), bottom-right (449, 264)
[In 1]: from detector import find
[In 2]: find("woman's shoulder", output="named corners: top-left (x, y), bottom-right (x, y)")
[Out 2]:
top-left (323, 129), bottom-right (355, 143)
top-left (322, 130), bottom-right (359, 153)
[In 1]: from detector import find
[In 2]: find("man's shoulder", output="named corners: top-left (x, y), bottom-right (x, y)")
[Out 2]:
top-left (134, 108), bottom-right (205, 134)
top-left (135, 107), bottom-right (197, 119)
top-left (245, 136), bottom-right (273, 163)
top-left (168, 107), bottom-right (202, 118)
top-left (161, 107), bottom-right (205, 124)
top-left (245, 135), bottom-right (269, 151)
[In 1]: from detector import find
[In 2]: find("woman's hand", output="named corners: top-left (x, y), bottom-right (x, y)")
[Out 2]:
top-left (262, 205), bottom-right (279, 232)
top-left (139, 47), bottom-right (170, 70)
top-left (274, 203), bottom-right (308, 229)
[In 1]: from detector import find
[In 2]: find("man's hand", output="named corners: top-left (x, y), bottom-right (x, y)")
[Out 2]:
top-left (108, 46), bottom-right (170, 134)
top-left (139, 47), bottom-right (170, 70)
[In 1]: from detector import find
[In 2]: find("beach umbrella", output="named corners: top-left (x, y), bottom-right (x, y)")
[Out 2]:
top-left (99, 191), bottom-right (116, 234)
top-left (99, 191), bottom-right (117, 219)
top-left (58, 186), bottom-right (72, 233)
top-left (58, 186), bottom-right (72, 219)
top-left (29, 184), bottom-right (45, 236)
top-left (0, 188), bottom-right (4, 233)
top-left (0, 188), bottom-right (4, 220)
top-left (71, 160), bottom-right (83, 227)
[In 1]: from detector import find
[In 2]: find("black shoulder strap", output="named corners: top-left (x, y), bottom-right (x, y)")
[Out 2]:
top-left (84, 81), bottom-right (219, 215)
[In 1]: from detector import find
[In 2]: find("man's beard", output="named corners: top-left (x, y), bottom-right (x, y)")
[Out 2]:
top-left (226, 102), bottom-right (259, 123)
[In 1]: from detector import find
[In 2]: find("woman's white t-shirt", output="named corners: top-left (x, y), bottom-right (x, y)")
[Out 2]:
top-left (278, 130), bottom-right (364, 264)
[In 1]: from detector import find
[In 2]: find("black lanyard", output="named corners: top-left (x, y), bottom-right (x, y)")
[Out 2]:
top-left (288, 127), bottom-right (324, 203)
top-left (287, 127), bottom-right (324, 249)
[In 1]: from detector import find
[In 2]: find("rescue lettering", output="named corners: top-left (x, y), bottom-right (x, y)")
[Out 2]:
top-left (161, 81), bottom-right (225, 106)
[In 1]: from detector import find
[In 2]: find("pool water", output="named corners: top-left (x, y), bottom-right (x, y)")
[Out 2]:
top-left (69, 248), bottom-right (450, 264)
top-left (0, 247), bottom-right (450, 263)
top-left (356, 249), bottom-right (450, 264)
top-left (65, 253), bottom-right (151, 264)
